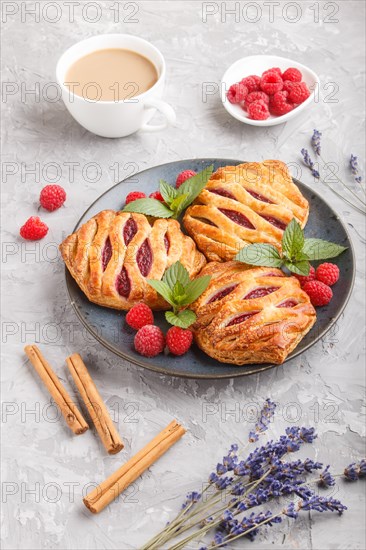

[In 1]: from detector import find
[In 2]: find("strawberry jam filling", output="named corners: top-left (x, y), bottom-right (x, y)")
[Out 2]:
top-left (227, 311), bottom-right (258, 327)
top-left (102, 237), bottom-right (112, 271)
top-left (244, 286), bottom-right (279, 300)
top-left (208, 284), bottom-right (238, 303)
top-left (123, 218), bottom-right (137, 245)
top-left (219, 208), bottom-right (255, 229)
top-left (277, 299), bottom-right (298, 308)
top-left (260, 215), bottom-right (287, 231)
top-left (116, 267), bottom-right (130, 297)
top-left (246, 189), bottom-right (274, 204)
top-left (164, 234), bottom-right (170, 253)
top-left (137, 239), bottom-right (152, 277)
top-left (210, 188), bottom-right (236, 200)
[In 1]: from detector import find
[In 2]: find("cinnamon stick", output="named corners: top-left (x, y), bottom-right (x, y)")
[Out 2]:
top-left (65, 353), bottom-right (123, 455)
top-left (83, 420), bottom-right (186, 513)
top-left (24, 345), bottom-right (88, 435)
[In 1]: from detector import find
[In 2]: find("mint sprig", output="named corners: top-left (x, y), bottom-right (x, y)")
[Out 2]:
top-left (235, 219), bottom-right (347, 276)
top-left (147, 261), bottom-right (211, 328)
top-left (123, 165), bottom-right (214, 219)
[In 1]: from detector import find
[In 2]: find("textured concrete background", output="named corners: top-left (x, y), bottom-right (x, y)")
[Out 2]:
top-left (1, 1), bottom-right (365, 549)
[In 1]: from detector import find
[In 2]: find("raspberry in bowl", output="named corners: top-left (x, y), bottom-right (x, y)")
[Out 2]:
top-left (221, 55), bottom-right (319, 127)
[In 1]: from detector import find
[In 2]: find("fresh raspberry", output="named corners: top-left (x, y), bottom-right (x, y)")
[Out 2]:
top-left (241, 76), bottom-right (261, 93)
top-left (282, 80), bottom-right (295, 93)
top-left (176, 169), bottom-right (197, 189)
top-left (288, 82), bottom-right (310, 104)
top-left (19, 216), bottom-right (49, 240)
top-left (303, 280), bottom-right (333, 307)
top-left (269, 91), bottom-right (294, 116)
top-left (282, 68), bottom-right (302, 82)
top-left (262, 67), bottom-right (282, 78)
top-left (244, 91), bottom-right (269, 110)
top-left (315, 263), bottom-right (340, 286)
top-left (125, 191), bottom-right (146, 204)
top-left (294, 265), bottom-right (316, 287)
top-left (166, 326), bottom-right (193, 356)
top-left (126, 303), bottom-right (154, 330)
top-left (39, 184), bottom-right (66, 212)
top-left (247, 100), bottom-right (270, 121)
top-left (260, 72), bottom-right (283, 95)
top-left (227, 82), bottom-right (248, 104)
top-left (134, 325), bottom-right (165, 357)
top-left (149, 191), bottom-right (164, 202)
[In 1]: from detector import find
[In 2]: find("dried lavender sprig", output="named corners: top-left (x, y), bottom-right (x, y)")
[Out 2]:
top-left (344, 459), bottom-right (366, 481)
top-left (301, 148), bottom-right (320, 178)
top-left (350, 154), bottom-right (362, 184)
top-left (311, 129), bottom-right (322, 155)
top-left (249, 399), bottom-right (276, 443)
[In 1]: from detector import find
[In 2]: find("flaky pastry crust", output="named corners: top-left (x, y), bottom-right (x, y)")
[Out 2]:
top-left (191, 262), bottom-right (316, 365)
top-left (60, 210), bottom-right (206, 310)
top-left (183, 160), bottom-right (309, 261)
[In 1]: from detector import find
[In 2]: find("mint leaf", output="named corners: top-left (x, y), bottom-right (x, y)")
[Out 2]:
top-left (303, 239), bottom-right (347, 260)
top-left (235, 244), bottom-right (283, 267)
top-left (172, 280), bottom-right (187, 305)
top-left (123, 198), bottom-right (173, 218)
top-left (284, 259), bottom-right (310, 276)
top-left (176, 165), bottom-right (214, 213)
top-left (182, 275), bottom-right (211, 305)
top-left (282, 219), bottom-right (304, 260)
top-left (170, 194), bottom-right (189, 216)
top-left (159, 179), bottom-right (177, 205)
top-left (163, 261), bottom-right (190, 290)
top-left (165, 309), bottom-right (196, 329)
top-left (146, 279), bottom-right (175, 306)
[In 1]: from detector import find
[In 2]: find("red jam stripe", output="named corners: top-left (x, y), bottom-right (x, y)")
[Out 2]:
top-left (277, 300), bottom-right (298, 308)
top-left (227, 311), bottom-right (258, 327)
top-left (210, 188), bottom-right (236, 200)
top-left (260, 215), bottom-right (287, 231)
top-left (208, 284), bottom-right (238, 304)
top-left (102, 237), bottom-right (112, 271)
top-left (137, 239), bottom-right (153, 277)
top-left (219, 208), bottom-right (255, 229)
top-left (116, 267), bottom-right (130, 297)
top-left (244, 287), bottom-right (279, 300)
top-left (123, 218), bottom-right (138, 245)
top-left (164, 234), bottom-right (170, 253)
top-left (246, 189), bottom-right (274, 204)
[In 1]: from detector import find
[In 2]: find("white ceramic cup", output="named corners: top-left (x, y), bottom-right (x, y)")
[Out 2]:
top-left (56, 34), bottom-right (176, 138)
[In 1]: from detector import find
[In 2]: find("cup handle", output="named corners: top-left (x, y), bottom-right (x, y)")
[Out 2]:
top-left (141, 98), bottom-right (176, 132)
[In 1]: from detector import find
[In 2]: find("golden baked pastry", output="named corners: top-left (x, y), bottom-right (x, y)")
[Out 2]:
top-left (60, 210), bottom-right (206, 310)
top-left (191, 262), bottom-right (316, 365)
top-left (183, 160), bottom-right (309, 261)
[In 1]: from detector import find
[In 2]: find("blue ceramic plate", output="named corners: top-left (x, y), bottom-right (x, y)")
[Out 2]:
top-left (65, 159), bottom-right (355, 379)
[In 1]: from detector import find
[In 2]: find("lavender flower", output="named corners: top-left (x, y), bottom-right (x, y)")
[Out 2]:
top-left (181, 491), bottom-right (201, 509)
top-left (318, 465), bottom-right (335, 488)
top-left (301, 148), bottom-right (320, 178)
top-left (344, 460), bottom-right (366, 481)
top-left (299, 496), bottom-right (347, 515)
top-left (311, 129), bottom-right (322, 155)
top-left (249, 399), bottom-right (276, 442)
top-left (350, 154), bottom-right (362, 184)
top-left (283, 502), bottom-right (299, 519)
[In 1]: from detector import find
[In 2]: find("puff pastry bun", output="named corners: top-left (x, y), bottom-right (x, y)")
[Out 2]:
top-left (183, 160), bottom-right (309, 262)
top-left (191, 262), bottom-right (316, 365)
top-left (60, 210), bottom-right (206, 310)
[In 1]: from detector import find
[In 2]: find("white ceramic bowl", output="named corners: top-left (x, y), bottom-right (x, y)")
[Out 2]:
top-left (221, 55), bottom-right (320, 127)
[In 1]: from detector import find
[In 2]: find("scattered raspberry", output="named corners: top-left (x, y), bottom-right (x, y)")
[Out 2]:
top-left (288, 82), bottom-right (310, 104)
top-left (303, 280), bottom-right (333, 307)
top-left (282, 68), bottom-right (302, 82)
top-left (125, 191), bottom-right (146, 204)
top-left (269, 91), bottom-right (294, 116)
top-left (176, 169), bottom-right (197, 189)
top-left (315, 263), bottom-right (340, 286)
top-left (294, 265), bottom-right (316, 287)
top-left (134, 324), bottom-right (165, 357)
top-left (227, 82), bottom-right (248, 104)
top-left (166, 326), bottom-right (193, 356)
top-left (247, 100), bottom-right (270, 120)
top-left (241, 75), bottom-right (261, 93)
top-left (126, 303), bottom-right (154, 330)
top-left (282, 80), bottom-right (295, 93)
top-left (149, 191), bottom-right (164, 202)
top-left (39, 184), bottom-right (66, 212)
top-left (260, 72), bottom-right (283, 95)
top-left (262, 67), bottom-right (282, 78)
top-left (20, 216), bottom-right (49, 240)
top-left (244, 91), bottom-right (269, 110)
